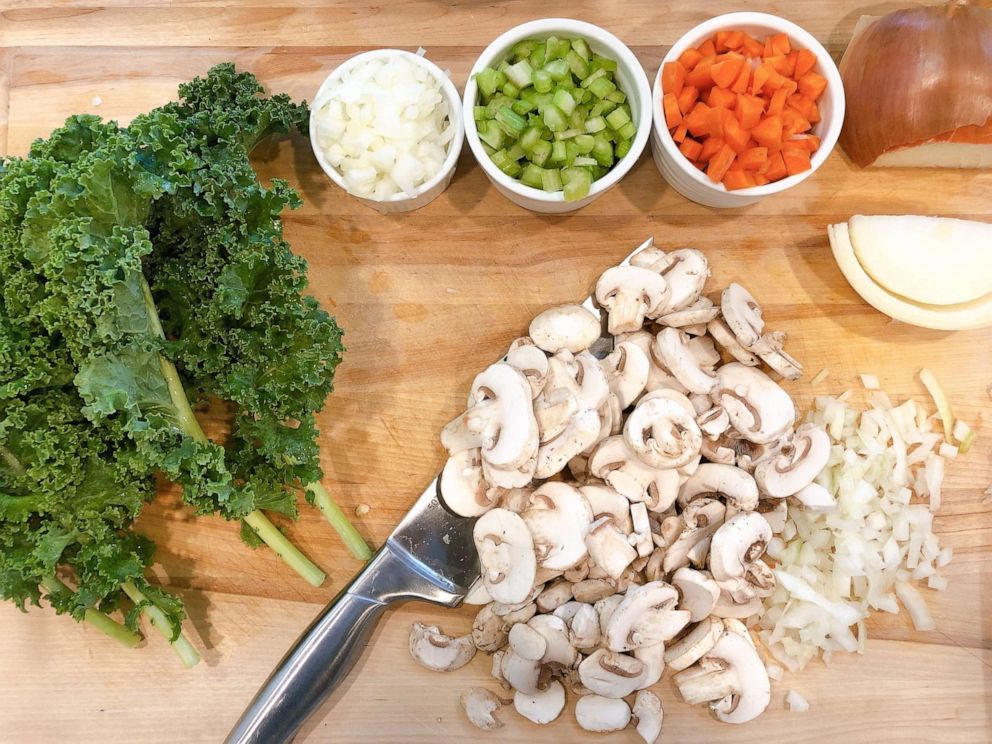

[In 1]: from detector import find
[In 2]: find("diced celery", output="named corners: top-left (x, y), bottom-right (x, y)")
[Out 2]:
top-left (502, 81), bottom-right (520, 98)
top-left (573, 156), bottom-right (597, 166)
top-left (552, 88), bottom-right (576, 116)
top-left (589, 76), bottom-right (617, 99)
top-left (473, 106), bottom-right (487, 121)
top-left (551, 140), bottom-right (567, 164)
top-left (605, 89), bottom-right (626, 104)
top-left (562, 167), bottom-right (592, 201)
top-left (502, 160), bottom-right (522, 177)
top-left (564, 141), bottom-right (580, 164)
top-left (529, 43), bottom-right (547, 69)
top-left (491, 148), bottom-right (510, 169)
top-left (615, 138), bottom-right (632, 159)
top-left (555, 128), bottom-right (582, 141)
top-left (592, 55), bottom-right (617, 72)
top-left (506, 59), bottom-right (534, 88)
top-left (506, 143), bottom-right (526, 161)
top-left (533, 68), bottom-right (553, 93)
top-left (565, 50), bottom-right (590, 80)
top-left (546, 36), bottom-right (570, 60)
top-left (599, 99), bottom-right (619, 115)
top-left (497, 59), bottom-right (511, 74)
top-left (541, 167), bottom-right (563, 192)
top-left (574, 134), bottom-right (595, 153)
top-left (544, 58), bottom-right (570, 82)
top-left (581, 68), bottom-right (608, 89)
top-left (592, 139), bottom-right (614, 167)
top-left (520, 163), bottom-right (545, 188)
top-left (512, 98), bottom-right (536, 115)
top-left (571, 37), bottom-right (591, 61)
top-left (531, 91), bottom-right (553, 109)
top-left (512, 40), bottom-right (538, 61)
top-left (520, 125), bottom-right (543, 151)
top-left (591, 165), bottom-right (609, 179)
top-left (617, 121), bottom-right (637, 141)
top-left (531, 139), bottom-right (552, 166)
top-left (584, 116), bottom-right (607, 133)
top-left (479, 120), bottom-right (505, 149)
top-left (475, 67), bottom-right (500, 99)
top-left (605, 107), bottom-right (630, 130)
top-left (573, 87), bottom-right (590, 104)
top-left (481, 142), bottom-right (495, 157)
top-left (543, 103), bottom-right (568, 132)
top-left (495, 106), bottom-right (527, 138)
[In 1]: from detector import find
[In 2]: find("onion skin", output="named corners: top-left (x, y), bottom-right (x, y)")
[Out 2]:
top-left (840, 1), bottom-right (992, 167)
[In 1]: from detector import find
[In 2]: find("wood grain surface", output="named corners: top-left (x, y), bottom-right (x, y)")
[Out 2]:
top-left (1, 2), bottom-right (990, 742)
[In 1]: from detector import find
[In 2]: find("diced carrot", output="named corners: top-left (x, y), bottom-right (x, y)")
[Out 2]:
top-left (782, 108), bottom-right (811, 135)
top-left (711, 55), bottom-right (744, 88)
top-left (686, 55), bottom-right (717, 90)
top-left (707, 106), bottom-right (731, 138)
top-left (730, 61), bottom-right (751, 93)
top-left (679, 48), bottom-right (703, 71)
top-left (806, 133), bottom-right (821, 151)
top-left (673, 122), bottom-right (688, 143)
top-left (808, 101), bottom-right (821, 124)
top-left (663, 93), bottom-right (683, 129)
top-left (763, 37), bottom-right (775, 58)
top-left (722, 169), bottom-right (753, 190)
top-left (698, 38), bottom-right (717, 57)
top-left (770, 33), bottom-right (791, 55)
top-left (707, 143), bottom-right (736, 182)
top-left (786, 93), bottom-right (813, 118)
top-left (781, 78), bottom-right (799, 97)
top-left (781, 138), bottom-right (810, 152)
top-left (741, 34), bottom-right (764, 57)
top-left (785, 51), bottom-right (800, 77)
top-left (760, 66), bottom-right (788, 92)
top-left (736, 93), bottom-right (765, 129)
top-left (798, 71), bottom-right (828, 101)
top-left (715, 30), bottom-right (732, 53)
top-left (724, 30), bottom-right (745, 50)
top-left (782, 147), bottom-right (812, 175)
top-left (763, 55), bottom-right (791, 76)
top-left (662, 61), bottom-right (687, 96)
top-left (751, 115), bottom-right (783, 147)
top-left (764, 152), bottom-right (788, 180)
top-left (794, 48), bottom-right (817, 79)
top-left (767, 86), bottom-right (790, 117)
top-left (679, 137), bottom-right (703, 160)
top-left (684, 101), bottom-right (712, 137)
top-left (751, 64), bottom-right (772, 95)
top-left (739, 146), bottom-right (768, 170)
top-left (723, 115), bottom-right (750, 153)
top-left (677, 85), bottom-right (700, 114)
top-left (699, 135), bottom-right (725, 162)
top-left (752, 172), bottom-right (770, 186)
top-left (707, 86), bottom-right (737, 110)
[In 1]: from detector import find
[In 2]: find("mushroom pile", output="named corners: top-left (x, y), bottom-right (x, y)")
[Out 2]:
top-left (411, 240), bottom-right (834, 737)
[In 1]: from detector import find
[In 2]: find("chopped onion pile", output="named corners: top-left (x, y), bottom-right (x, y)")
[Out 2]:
top-left (313, 54), bottom-right (454, 199)
top-left (761, 387), bottom-right (955, 671)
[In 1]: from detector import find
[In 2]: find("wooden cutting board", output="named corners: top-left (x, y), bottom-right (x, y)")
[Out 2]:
top-left (1, 2), bottom-right (990, 742)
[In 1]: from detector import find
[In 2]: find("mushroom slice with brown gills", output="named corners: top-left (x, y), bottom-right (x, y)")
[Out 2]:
top-left (751, 331), bottom-right (804, 380)
top-left (569, 603), bottom-right (602, 650)
top-left (663, 498), bottom-right (727, 574)
top-left (482, 454), bottom-right (537, 490)
top-left (440, 449), bottom-right (499, 517)
top-left (471, 603), bottom-right (508, 652)
top-left (572, 351), bottom-right (611, 410)
top-left (585, 515), bottom-right (638, 580)
top-left (679, 462), bottom-right (759, 511)
top-left (473, 508), bottom-right (537, 605)
top-left (632, 642), bottom-right (666, 689)
top-left (712, 363), bottom-right (796, 444)
top-left (596, 265), bottom-right (670, 334)
top-left (521, 482), bottom-right (594, 571)
top-left (665, 615), bottom-right (724, 671)
top-left (721, 283), bottom-right (765, 348)
top-left (697, 406), bottom-right (731, 438)
top-left (578, 648), bottom-right (646, 698)
top-left (624, 395), bottom-right (703, 469)
top-left (605, 581), bottom-right (690, 652)
top-left (602, 341), bottom-right (650, 408)
top-left (629, 243), bottom-right (671, 273)
top-left (673, 626), bottom-right (770, 724)
top-left (408, 623), bottom-right (476, 672)
top-left (529, 303), bottom-right (602, 354)
top-left (575, 695), bottom-right (632, 732)
top-left (632, 690), bottom-right (664, 744)
top-left (754, 424), bottom-right (831, 497)
top-left (503, 341), bottom-right (550, 397)
top-left (460, 687), bottom-right (505, 731)
top-left (500, 649), bottom-right (543, 695)
top-left (534, 386), bottom-right (579, 443)
top-left (672, 567), bottom-right (721, 622)
top-left (586, 435), bottom-right (681, 508)
top-left (756, 498), bottom-right (788, 533)
top-left (711, 591), bottom-right (763, 619)
top-left (656, 296), bottom-right (720, 328)
top-left (650, 248), bottom-right (710, 315)
top-left (579, 483), bottom-right (634, 532)
top-left (527, 614), bottom-right (578, 667)
top-left (708, 511), bottom-right (774, 601)
top-left (655, 327), bottom-right (718, 394)
top-left (514, 680), bottom-right (566, 725)
top-left (707, 317), bottom-right (760, 366)
top-left (534, 408), bottom-right (601, 479)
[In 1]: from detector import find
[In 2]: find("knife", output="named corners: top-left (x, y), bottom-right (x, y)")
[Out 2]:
top-left (224, 238), bottom-right (653, 744)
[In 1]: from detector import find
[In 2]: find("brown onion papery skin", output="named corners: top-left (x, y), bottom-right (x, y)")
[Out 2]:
top-left (839, 1), bottom-right (992, 167)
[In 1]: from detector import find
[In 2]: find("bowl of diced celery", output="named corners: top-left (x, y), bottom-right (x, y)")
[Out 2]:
top-left (463, 18), bottom-right (653, 213)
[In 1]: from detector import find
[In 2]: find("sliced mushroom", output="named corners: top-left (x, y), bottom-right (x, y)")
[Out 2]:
top-left (503, 341), bottom-right (550, 397)
top-left (463, 577), bottom-right (493, 606)
top-left (596, 266), bottom-right (670, 334)
top-left (441, 449), bottom-right (499, 517)
top-left (606, 581), bottom-right (689, 652)
top-left (623, 395), bottom-right (702, 469)
top-left (587, 435), bottom-right (681, 507)
top-left (632, 690), bottom-right (664, 744)
top-left (460, 687), bottom-right (504, 731)
top-left (697, 406), bottom-right (731, 438)
top-left (474, 508), bottom-right (537, 605)
top-left (570, 603), bottom-right (602, 650)
top-left (679, 462), bottom-right (759, 511)
top-left (655, 327), bottom-right (718, 395)
top-left (602, 342), bottom-right (650, 408)
top-left (482, 455), bottom-right (537, 489)
top-left (535, 408), bottom-right (602, 479)
top-left (672, 567), bottom-right (721, 622)
top-left (572, 351), bottom-right (611, 410)
top-left (721, 283), bottom-right (764, 348)
top-left (756, 498), bottom-right (788, 533)
top-left (754, 332), bottom-right (804, 380)
top-left (572, 578), bottom-right (616, 603)
top-left (508, 621), bottom-right (548, 662)
top-left (629, 244), bottom-right (671, 273)
top-left (563, 559), bottom-right (590, 584)
top-left (712, 363), bottom-right (796, 444)
top-left (711, 591), bottom-right (764, 619)
top-left (536, 580), bottom-right (574, 614)
top-left (472, 603), bottom-right (507, 652)
top-left (708, 512), bottom-right (773, 599)
top-left (665, 615), bottom-right (724, 671)
top-left (629, 502), bottom-right (654, 558)
top-left (575, 695), bottom-right (632, 733)
top-left (673, 627), bottom-right (770, 724)
top-left (632, 641), bottom-right (666, 689)
top-left (529, 304), bottom-right (601, 354)
top-left (792, 481), bottom-right (836, 511)
top-left (663, 498), bottom-right (727, 574)
top-left (534, 386), bottom-right (579, 443)
top-left (521, 483), bottom-right (594, 571)
top-left (656, 296), bottom-right (720, 328)
top-left (652, 248), bottom-right (709, 315)
top-left (514, 680), bottom-right (565, 725)
top-left (500, 649), bottom-right (543, 695)
top-left (585, 516), bottom-right (638, 579)
top-left (528, 614), bottom-right (578, 667)
top-left (595, 594), bottom-right (625, 634)
top-left (579, 483), bottom-right (634, 532)
top-left (408, 623), bottom-right (476, 672)
top-left (578, 648), bottom-right (645, 698)
top-left (754, 424), bottom-right (831, 497)
top-left (707, 317), bottom-right (760, 365)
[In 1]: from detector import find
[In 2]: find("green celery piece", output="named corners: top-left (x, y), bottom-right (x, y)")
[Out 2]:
top-left (544, 58), bottom-right (570, 82)
top-left (616, 138), bottom-right (633, 158)
top-left (592, 55), bottom-right (618, 72)
top-left (573, 156), bottom-right (598, 166)
top-left (506, 143), bottom-right (526, 161)
top-left (581, 67), bottom-right (608, 89)
top-left (506, 59), bottom-right (534, 89)
top-left (479, 120), bottom-right (505, 149)
top-left (512, 98), bottom-right (536, 116)
top-left (495, 106), bottom-right (527, 138)
top-left (533, 69), bottom-right (553, 94)
top-left (473, 106), bottom-right (487, 121)
top-left (552, 89), bottom-right (576, 116)
top-left (475, 67), bottom-right (500, 100)
top-left (589, 76), bottom-right (617, 99)
top-left (550, 140), bottom-right (567, 165)
top-left (617, 121), bottom-right (637, 141)
top-left (555, 128), bottom-right (582, 141)
top-left (543, 104), bottom-right (568, 133)
top-left (564, 141), bottom-right (580, 165)
top-left (511, 39), bottom-right (538, 61)
top-left (605, 89), bottom-right (626, 104)
top-left (562, 167), bottom-right (592, 201)
top-left (530, 139), bottom-right (553, 166)
top-left (566, 50), bottom-right (590, 80)
top-left (606, 107), bottom-right (631, 130)
top-left (541, 167), bottom-right (563, 192)
top-left (548, 37), bottom-right (571, 61)
top-left (592, 139), bottom-right (615, 167)
top-left (520, 163), bottom-right (545, 189)
top-left (585, 116), bottom-right (607, 133)
top-left (502, 81), bottom-right (520, 98)
top-left (572, 37), bottom-right (592, 61)
top-left (574, 134), bottom-right (596, 153)
top-left (520, 126), bottom-right (543, 152)
top-left (529, 43), bottom-right (547, 69)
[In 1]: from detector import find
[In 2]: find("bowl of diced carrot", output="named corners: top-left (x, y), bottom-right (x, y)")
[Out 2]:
top-left (651, 12), bottom-right (844, 208)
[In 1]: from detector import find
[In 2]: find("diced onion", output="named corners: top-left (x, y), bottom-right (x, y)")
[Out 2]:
top-left (810, 368), bottom-right (830, 386)
top-left (860, 373), bottom-right (880, 390)
top-left (314, 53), bottom-right (453, 199)
top-left (786, 690), bottom-right (810, 712)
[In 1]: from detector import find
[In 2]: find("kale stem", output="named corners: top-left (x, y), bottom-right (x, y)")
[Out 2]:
top-left (41, 576), bottom-right (141, 648)
top-left (243, 510), bottom-right (327, 587)
top-left (120, 580), bottom-right (201, 668)
top-left (306, 482), bottom-right (372, 561)
top-left (0, 445), bottom-right (26, 477)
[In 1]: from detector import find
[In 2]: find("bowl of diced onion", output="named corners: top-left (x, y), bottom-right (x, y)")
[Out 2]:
top-left (310, 49), bottom-right (464, 213)
top-left (463, 19), bottom-right (652, 214)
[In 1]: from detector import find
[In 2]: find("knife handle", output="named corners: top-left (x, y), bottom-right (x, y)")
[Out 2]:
top-left (225, 545), bottom-right (462, 744)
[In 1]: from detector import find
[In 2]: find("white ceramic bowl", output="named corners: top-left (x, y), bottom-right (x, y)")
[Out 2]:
top-left (309, 49), bottom-right (465, 214)
top-left (463, 19), bottom-right (652, 214)
top-left (651, 12), bottom-right (844, 208)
